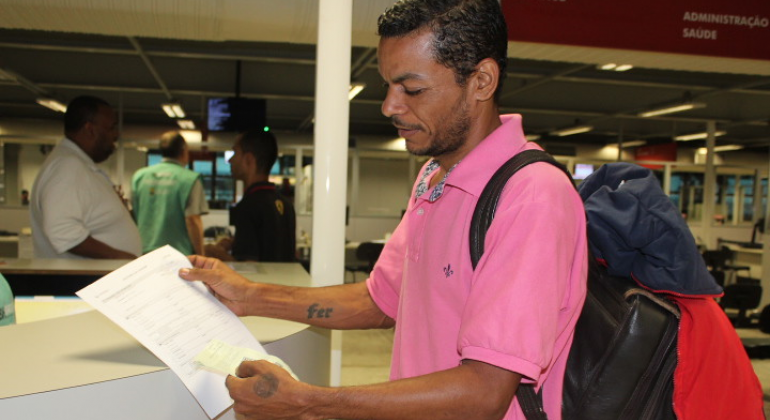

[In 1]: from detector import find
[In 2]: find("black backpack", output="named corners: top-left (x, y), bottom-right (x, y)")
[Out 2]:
top-left (470, 149), bottom-right (679, 420)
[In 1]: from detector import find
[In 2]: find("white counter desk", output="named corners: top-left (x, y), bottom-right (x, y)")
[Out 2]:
top-left (0, 261), bottom-right (330, 420)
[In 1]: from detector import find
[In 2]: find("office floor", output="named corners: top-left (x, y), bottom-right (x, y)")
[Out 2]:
top-left (340, 328), bottom-right (770, 416)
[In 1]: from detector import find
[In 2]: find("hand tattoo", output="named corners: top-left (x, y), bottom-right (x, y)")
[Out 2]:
top-left (253, 373), bottom-right (279, 398)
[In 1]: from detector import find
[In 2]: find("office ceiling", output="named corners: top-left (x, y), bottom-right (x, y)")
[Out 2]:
top-left (0, 0), bottom-right (769, 154)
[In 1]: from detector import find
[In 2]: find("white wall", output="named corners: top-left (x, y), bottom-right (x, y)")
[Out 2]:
top-left (0, 207), bottom-right (30, 234)
top-left (354, 156), bottom-right (411, 217)
top-left (688, 223), bottom-right (757, 250)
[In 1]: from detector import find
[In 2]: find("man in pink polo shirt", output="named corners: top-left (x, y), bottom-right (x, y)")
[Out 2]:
top-left (180, 0), bottom-right (588, 419)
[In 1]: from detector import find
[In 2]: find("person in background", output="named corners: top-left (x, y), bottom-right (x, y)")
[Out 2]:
top-left (131, 131), bottom-right (208, 255)
top-left (205, 130), bottom-right (296, 262)
top-left (180, 1), bottom-right (588, 419)
top-left (30, 95), bottom-right (140, 259)
top-left (0, 273), bottom-right (15, 326)
top-left (20, 189), bottom-right (29, 206)
top-left (279, 177), bottom-right (294, 204)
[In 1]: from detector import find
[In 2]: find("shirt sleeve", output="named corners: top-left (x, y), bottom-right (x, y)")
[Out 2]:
top-left (457, 163), bottom-right (587, 382)
top-left (37, 158), bottom-right (92, 254)
top-left (365, 213), bottom-right (409, 320)
top-left (185, 178), bottom-right (209, 216)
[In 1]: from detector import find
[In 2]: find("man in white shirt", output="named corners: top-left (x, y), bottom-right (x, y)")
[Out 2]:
top-left (30, 95), bottom-right (141, 259)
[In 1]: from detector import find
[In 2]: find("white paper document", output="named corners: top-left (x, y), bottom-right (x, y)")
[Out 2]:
top-left (76, 245), bottom-right (265, 419)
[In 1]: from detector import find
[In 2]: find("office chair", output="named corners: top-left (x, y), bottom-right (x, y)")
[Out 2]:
top-left (344, 242), bottom-right (385, 283)
top-left (702, 246), bottom-right (750, 285)
top-left (720, 276), bottom-right (762, 328)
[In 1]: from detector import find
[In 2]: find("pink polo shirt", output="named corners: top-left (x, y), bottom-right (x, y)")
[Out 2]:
top-left (367, 114), bottom-right (588, 420)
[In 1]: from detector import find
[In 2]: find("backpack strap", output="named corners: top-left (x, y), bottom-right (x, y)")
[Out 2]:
top-left (470, 149), bottom-right (573, 269)
top-left (469, 148), bottom-right (573, 420)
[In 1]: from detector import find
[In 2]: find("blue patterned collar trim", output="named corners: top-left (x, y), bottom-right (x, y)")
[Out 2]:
top-left (415, 160), bottom-right (459, 202)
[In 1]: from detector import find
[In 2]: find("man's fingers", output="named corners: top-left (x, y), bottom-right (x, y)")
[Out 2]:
top-left (178, 267), bottom-right (223, 286)
top-left (225, 374), bottom-right (239, 389)
top-left (187, 254), bottom-right (221, 269)
top-left (235, 360), bottom-right (266, 378)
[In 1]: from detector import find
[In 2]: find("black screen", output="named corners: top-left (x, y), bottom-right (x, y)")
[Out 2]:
top-left (207, 97), bottom-right (266, 132)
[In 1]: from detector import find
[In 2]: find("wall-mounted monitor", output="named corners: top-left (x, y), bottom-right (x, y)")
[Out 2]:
top-left (573, 163), bottom-right (595, 180)
top-left (207, 97), bottom-right (266, 133)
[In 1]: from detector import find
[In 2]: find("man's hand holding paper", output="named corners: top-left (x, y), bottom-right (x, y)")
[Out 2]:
top-left (76, 245), bottom-right (296, 419)
top-left (180, 254), bottom-right (257, 317)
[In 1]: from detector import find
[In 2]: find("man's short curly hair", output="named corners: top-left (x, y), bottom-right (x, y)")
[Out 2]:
top-left (238, 130), bottom-right (278, 177)
top-left (377, 0), bottom-right (508, 100)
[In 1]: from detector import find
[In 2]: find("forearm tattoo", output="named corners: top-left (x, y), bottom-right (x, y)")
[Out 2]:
top-left (307, 303), bottom-right (334, 319)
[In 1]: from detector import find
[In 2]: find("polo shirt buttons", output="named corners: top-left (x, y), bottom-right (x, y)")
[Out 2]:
top-left (417, 209), bottom-right (424, 215)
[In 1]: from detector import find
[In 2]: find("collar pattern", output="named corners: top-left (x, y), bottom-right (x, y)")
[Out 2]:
top-left (415, 160), bottom-right (459, 202)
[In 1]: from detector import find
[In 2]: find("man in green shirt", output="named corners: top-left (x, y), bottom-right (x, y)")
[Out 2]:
top-left (132, 131), bottom-right (209, 255)
top-left (0, 273), bottom-right (15, 326)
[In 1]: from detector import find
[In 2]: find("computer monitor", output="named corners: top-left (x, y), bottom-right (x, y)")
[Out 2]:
top-left (207, 97), bottom-right (266, 132)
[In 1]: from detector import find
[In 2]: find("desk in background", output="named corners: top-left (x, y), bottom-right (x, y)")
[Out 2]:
top-left (717, 242), bottom-right (764, 280)
top-left (0, 258), bottom-right (127, 295)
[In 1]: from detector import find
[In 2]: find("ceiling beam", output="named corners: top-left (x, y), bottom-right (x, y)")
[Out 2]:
top-left (127, 37), bottom-right (173, 101)
top-left (499, 64), bottom-right (593, 100)
top-left (0, 67), bottom-right (51, 97)
top-left (7, 40), bottom-right (770, 98)
top-left (0, 41), bottom-right (317, 65)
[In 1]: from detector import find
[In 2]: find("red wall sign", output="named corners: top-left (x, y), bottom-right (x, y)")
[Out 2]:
top-left (502, 0), bottom-right (770, 61)
top-left (634, 143), bottom-right (678, 169)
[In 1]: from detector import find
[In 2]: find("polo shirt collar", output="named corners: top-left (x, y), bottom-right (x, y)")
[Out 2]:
top-left (442, 114), bottom-right (532, 198)
top-left (61, 137), bottom-right (98, 168)
top-left (161, 158), bottom-right (184, 166)
top-left (60, 137), bottom-right (116, 185)
top-left (245, 181), bottom-right (276, 196)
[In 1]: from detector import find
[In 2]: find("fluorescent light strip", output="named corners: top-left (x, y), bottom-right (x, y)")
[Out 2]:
top-left (639, 102), bottom-right (705, 118)
top-left (674, 130), bottom-right (726, 141)
top-left (177, 119), bottom-right (195, 130)
top-left (36, 98), bottom-right (67, 113)
top-left (620, 140), bottom-right (647, 147)
top-left (162, 104), bottom-right (176, 118)
top-left (598, 63), bottom-right (633, 72)
top-left (550, 125), bottom-right (593, 137)
top-left (348, 83), bottom-right (365, 100)
top-left (161, 103), bottom-right (186, 119)
top-left (697, 145), bottom-right (744, 153)
top-left (172, 104), bottom-right (185, 118)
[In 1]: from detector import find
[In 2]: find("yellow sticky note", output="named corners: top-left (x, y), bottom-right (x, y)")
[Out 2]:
top-left (195, 339), bottom-right (298, 380)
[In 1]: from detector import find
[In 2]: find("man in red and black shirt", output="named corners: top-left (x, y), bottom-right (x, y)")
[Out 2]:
top-left (217, 130), bottom-right (296, 262)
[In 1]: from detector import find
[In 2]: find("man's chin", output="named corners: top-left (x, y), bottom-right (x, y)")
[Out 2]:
top-left (405, 144), bottom-right (423, 156)
top-left (405, 142), bottom-right (433, 157)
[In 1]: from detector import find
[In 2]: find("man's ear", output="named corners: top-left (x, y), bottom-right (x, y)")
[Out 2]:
top-left (82, 120), bottom-right (95, 137)
top-left (470, 58), bottom-right (500, 103)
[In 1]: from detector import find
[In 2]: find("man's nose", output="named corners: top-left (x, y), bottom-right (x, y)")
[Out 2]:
top-left (381, 90), bottom-right (405, 118)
